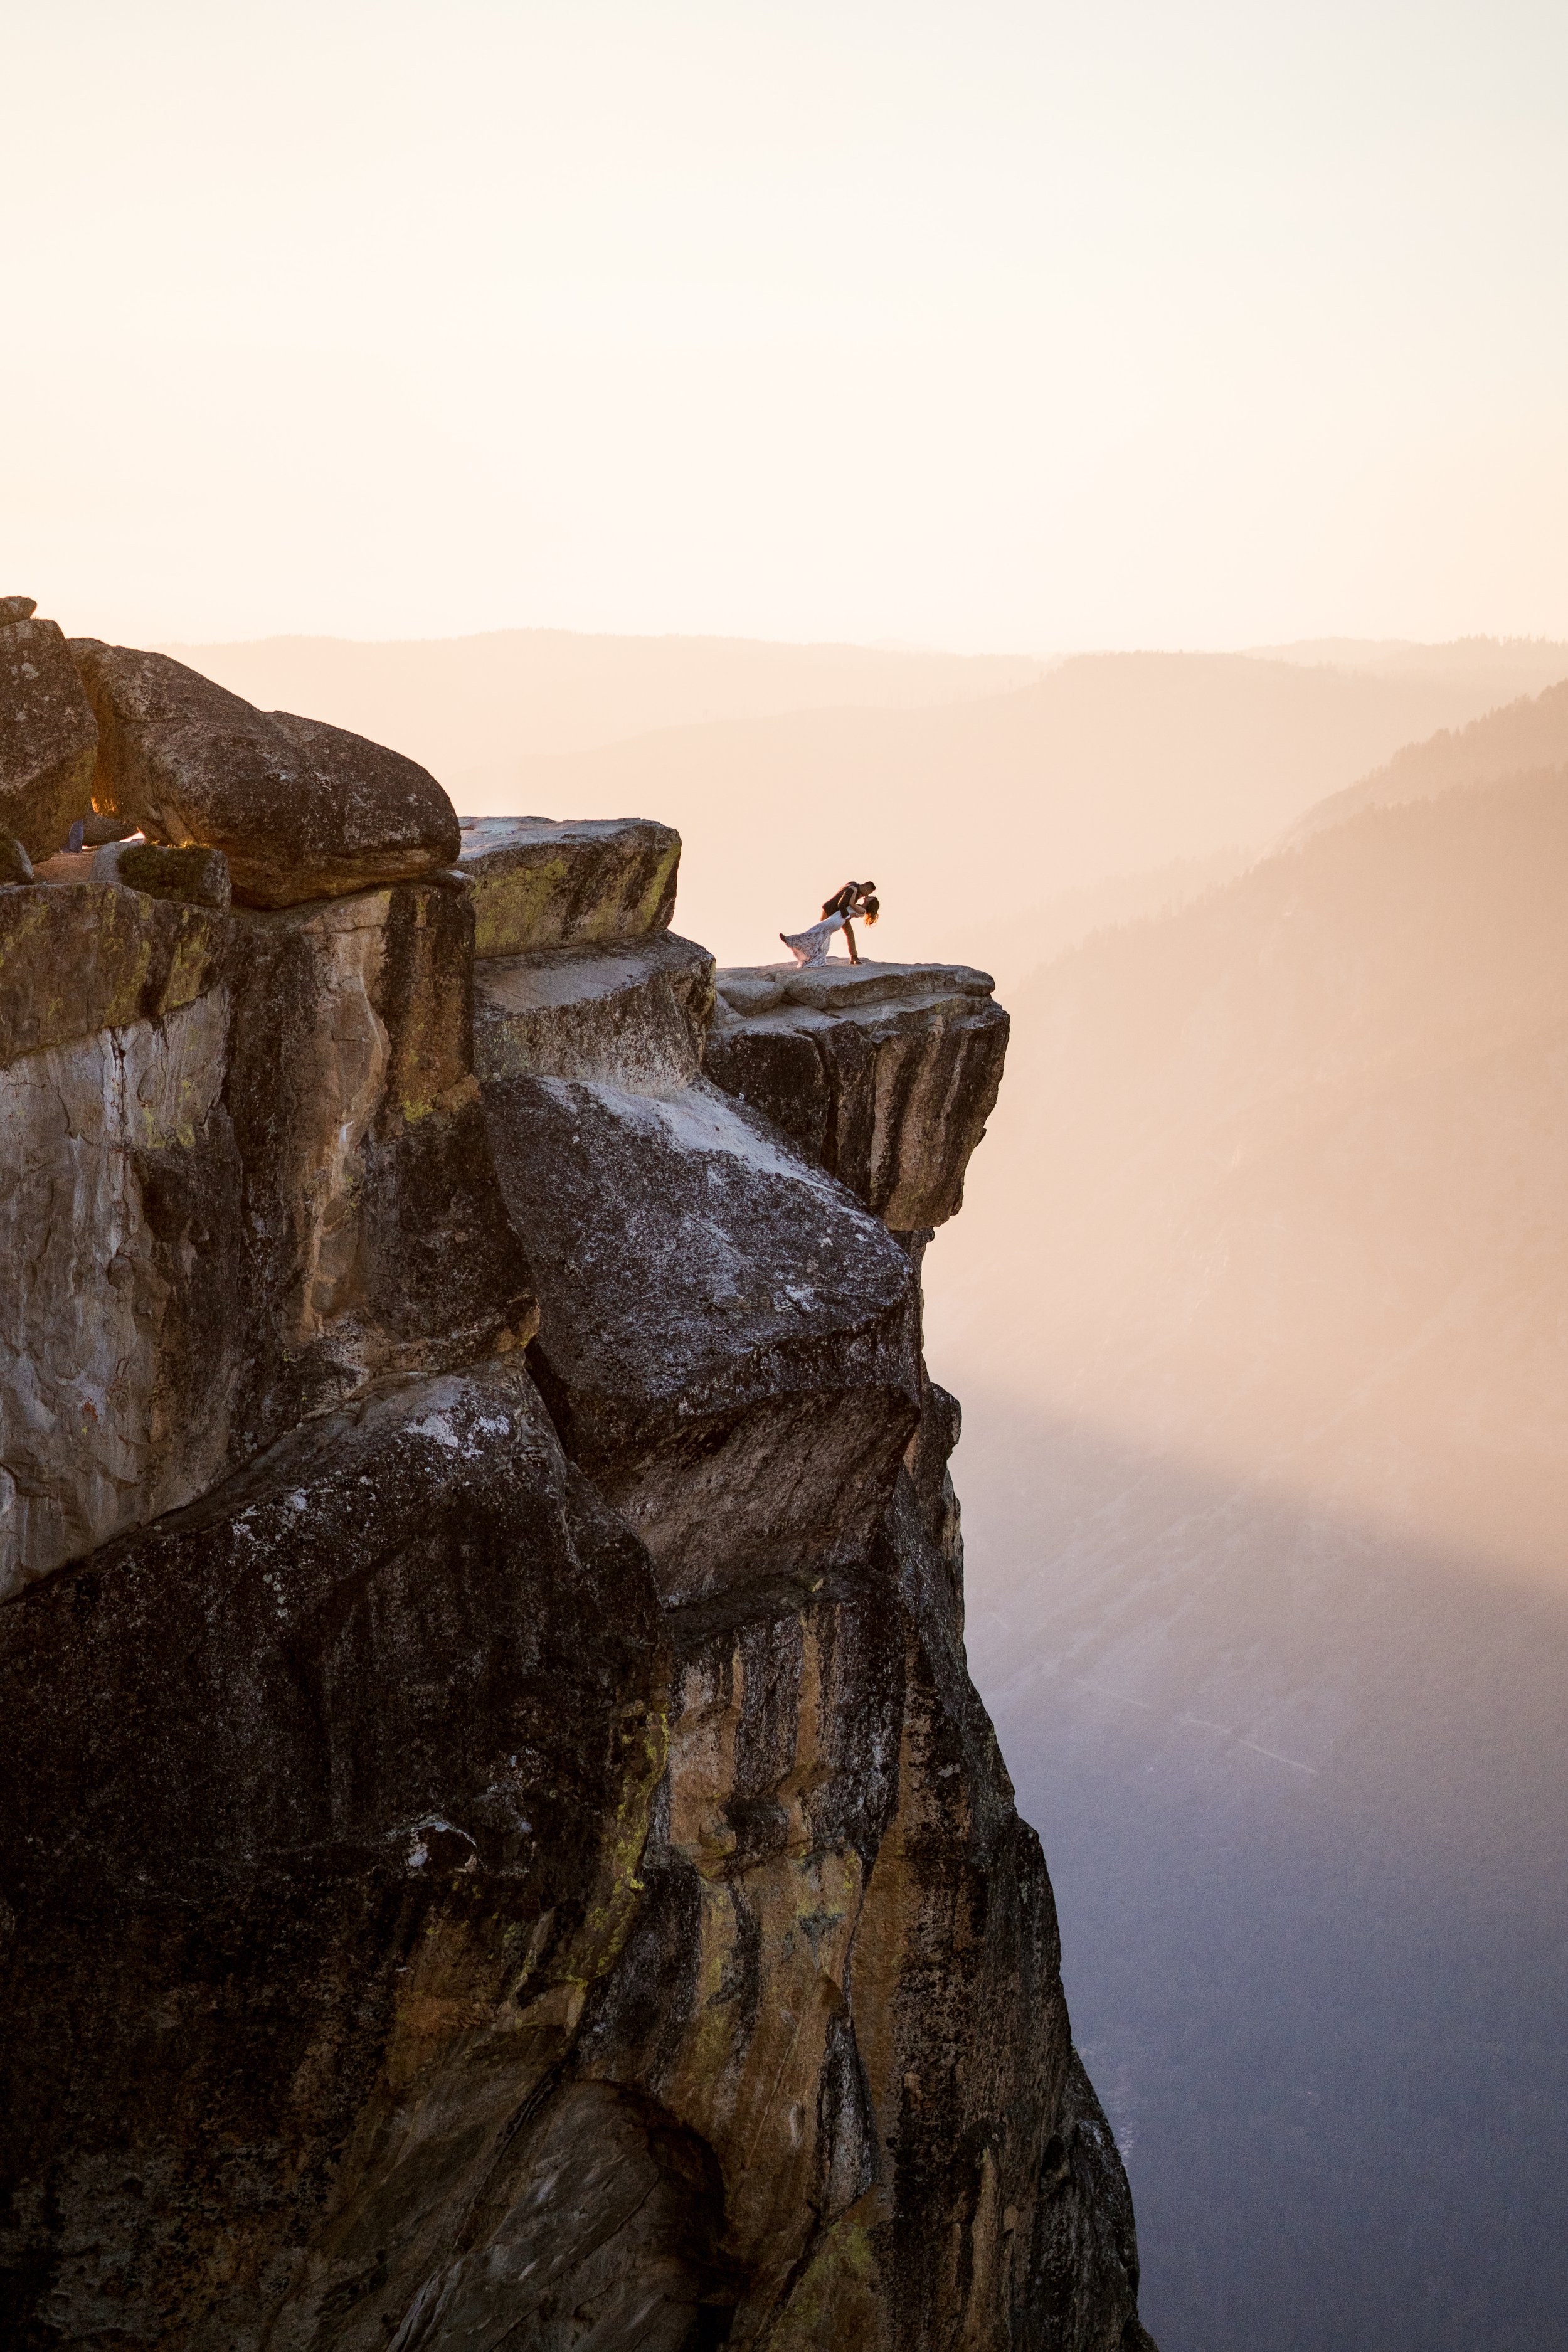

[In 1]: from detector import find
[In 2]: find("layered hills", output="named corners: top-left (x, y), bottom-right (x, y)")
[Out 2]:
top-left (164, 630), bottom-right (1568, 980)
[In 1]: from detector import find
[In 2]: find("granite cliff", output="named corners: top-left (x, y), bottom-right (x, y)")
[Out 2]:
top-left (0, 615), bottom-right (1154, 2351)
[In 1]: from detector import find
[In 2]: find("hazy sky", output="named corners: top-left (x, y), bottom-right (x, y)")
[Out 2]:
top-left (7, 0), bottom-right (1567, 649)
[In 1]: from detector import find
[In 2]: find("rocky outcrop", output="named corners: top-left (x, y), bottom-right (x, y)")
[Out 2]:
top-left (0, 1365), bottom-right (675, 2350)
top-left (68, 642), bottom-right (461, 906)
top-left (484, 1072), bottom-right (924, 1610)
top-left (706, 960), bottom-right (1009, 1231)
top-left (458, 813), bottom-right (681, 958)
top-left (0, 640), bottom-right (1153, 2349)
top-left (0, 605), bottom-right (98, 860)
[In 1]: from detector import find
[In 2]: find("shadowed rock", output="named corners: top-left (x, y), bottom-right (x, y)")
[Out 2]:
top-left (0, 612), bottom-right (99, 859)
top-left (457, 813), bottom-right (681, 958)
top-left (0, 834), bottom-right (33, 886)
top-left (0, 1364), bottom-right (679, 2351)
top-left (92, 838), bottom-right (232, 910)
top-left (573, 1454), bottom-right (1152, 2351)
top-left (706, 958), bottom-right (1009, 1229)
top-left (482, 1073), bottom-right (923, 1608)
top-left (68, 640), bottom-right (460, 906)
top-left (81, 810), bottom-right (139, 845)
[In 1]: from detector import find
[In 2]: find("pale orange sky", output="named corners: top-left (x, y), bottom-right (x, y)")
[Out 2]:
top-left (6, 0), bottom-right (1567, 652)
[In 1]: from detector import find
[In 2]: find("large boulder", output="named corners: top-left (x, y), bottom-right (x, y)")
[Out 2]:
top-left (0, 605), bottom-right (98, 859)
top-left (706, 960), bottom-right (1009, 1231)
top-left (457, 814), bottom-right (681, 958)
top-left (0, 1364), bottom-right (683, 2350)
top-left (68, 641), bottom-right (460, 907)
top-left (482, 1071), bottom-right (923, 1609)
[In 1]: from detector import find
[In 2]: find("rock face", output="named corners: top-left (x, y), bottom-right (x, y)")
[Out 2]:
top-left (0, 1366), bottom-right (675, 2351)
top-left (485, 1072), bottom-right (924, 1609)
top-left (0, 608), bottom-right (98, 861)
top-left (706, 960), bottom-right (1009, 1231)
top-left (0, 871), bottom-right (530, 1599)
top-left (92, 839), bottom-right (233, 909)
top-left (0, 644), bottom-right (1153, 2350)
top-left (68, 642), bottom-right (461, 906)
top-left (473, 930), bottom-right (714, 1091)
top-left (458, 813), bottom-right (681, 959)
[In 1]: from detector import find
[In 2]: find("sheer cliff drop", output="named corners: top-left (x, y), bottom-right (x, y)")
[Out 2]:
top-left (0, 634), bottom-right (1155, 2351)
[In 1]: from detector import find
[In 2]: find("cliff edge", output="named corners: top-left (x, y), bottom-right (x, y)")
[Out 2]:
top-left (0, 616), bottom-right (1155, 2351)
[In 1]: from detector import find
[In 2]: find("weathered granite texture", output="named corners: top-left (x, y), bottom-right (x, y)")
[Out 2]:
top-left (92, 838), bottom-right (233, 909)
top-left (706, 960), bottom-right (1009, 1231)
top-left (0, 690), bottom-right (1153, 2349)
top-left (0, 871), bottom-right (531, 1599)
top-left (0, 1366), bottom-right (682, 2350)
top-left (0, 610), bottom-right (98, 861)
top-left (484, 1072), bottom-right (924, 1609)
top-left (69, 642), bottom-right (461, 906)
top-left (457, 814), bottom-right (681, 960)
top-left (474, 930), bottom-right (714, 1092)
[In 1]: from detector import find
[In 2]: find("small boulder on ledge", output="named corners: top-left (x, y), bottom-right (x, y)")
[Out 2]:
top-left (67, 641), bottom-right (461, 908)
top-left (92, 839), bottom-right (232, 911)
top-left (0, 605), bottom-right (100, 860)
top-left (0, 833), bottom-right (35, 886)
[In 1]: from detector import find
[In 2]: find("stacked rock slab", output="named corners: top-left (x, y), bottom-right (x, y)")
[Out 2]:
top-left (0, 655), bottom-right (1153, 2351)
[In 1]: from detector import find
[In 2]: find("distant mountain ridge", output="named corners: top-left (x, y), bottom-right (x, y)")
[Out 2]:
top-left (156, 627), bottom-right (1044, 768)
top-left (499, 647), bottom-right (1555, 967)
top-left (1245, 634), bottom-right (1568, 692)
top-left (1285, 675), bottom-right (1568, 845)
top-left (153, 626), bottom-right (1568, 976)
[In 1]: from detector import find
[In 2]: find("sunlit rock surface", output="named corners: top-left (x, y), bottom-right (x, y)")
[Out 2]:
top-left (0, 654), bottom-right (1153, 2351)
top-left (483, 1072), bottom-right (924, 1609)
top-left (68, 641), bottom-right (461, 906)
top-left (457, 812), bottom-right (681, 959)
